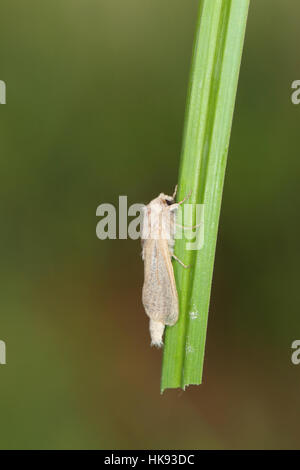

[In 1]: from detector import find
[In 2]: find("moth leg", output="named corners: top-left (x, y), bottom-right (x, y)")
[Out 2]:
top-left (175, 222), bottom-right (201, 229)
top-left (169, 190), bottom-right (192, 211)
top-left (177, 189), bottom-right (192, 206)
top-left (172, 254), bottom-right (190, 269)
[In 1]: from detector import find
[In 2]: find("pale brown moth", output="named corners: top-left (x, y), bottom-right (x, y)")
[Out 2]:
top-left (141, 186), bottom-right (190, 347)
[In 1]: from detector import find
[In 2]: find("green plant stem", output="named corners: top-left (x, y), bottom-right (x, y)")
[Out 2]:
top-left (161, 0), bottom-right (250, 392)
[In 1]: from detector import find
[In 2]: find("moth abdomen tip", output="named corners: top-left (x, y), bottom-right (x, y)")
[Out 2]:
top-left (149, 320), bottom-right (165, 348)
top-left (151, 339), bottom-right (164, 348)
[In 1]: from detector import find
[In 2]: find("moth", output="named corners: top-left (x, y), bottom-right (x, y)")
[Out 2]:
top-left (141, 186), bottom-right (190, 347)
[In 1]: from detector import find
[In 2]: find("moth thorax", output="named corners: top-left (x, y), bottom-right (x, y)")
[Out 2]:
top-left (142, 207), bottom-right (174, 241)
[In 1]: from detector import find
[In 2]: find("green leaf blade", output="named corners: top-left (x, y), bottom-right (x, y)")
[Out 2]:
top-left (161, 0), bottom-right (250, 392)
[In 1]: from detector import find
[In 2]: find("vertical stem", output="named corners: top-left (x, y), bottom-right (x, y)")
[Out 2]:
top-left (161, 0), bottom-right (250, 392)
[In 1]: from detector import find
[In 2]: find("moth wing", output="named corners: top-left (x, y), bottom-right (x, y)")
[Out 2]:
top-left (142, 239), bottom-right (179, 326)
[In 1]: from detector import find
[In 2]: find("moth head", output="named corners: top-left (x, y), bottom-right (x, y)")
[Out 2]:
top-left (159, 193), bottom-right (175, 206)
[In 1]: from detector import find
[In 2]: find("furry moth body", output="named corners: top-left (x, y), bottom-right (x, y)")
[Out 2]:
top-left (141, 187), bottom-right (189, 347)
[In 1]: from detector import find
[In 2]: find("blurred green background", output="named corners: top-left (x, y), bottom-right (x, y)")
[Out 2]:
top-left (0, 0), bottom-right (299, 449)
